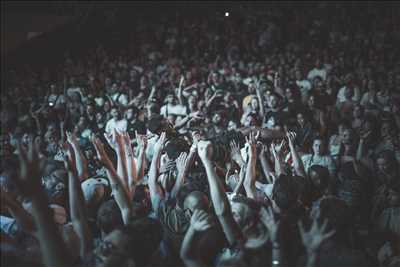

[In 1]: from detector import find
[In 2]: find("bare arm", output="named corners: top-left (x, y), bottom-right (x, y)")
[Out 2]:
top-left (287, 131), bottom-right (306, 178)
top-left (197, 141), bottom-right (245, 247)
top-left (66, 131), bottom-right (89, 181)
top-left (122, 132), bottom-right (138, 199)
top-left (256, 82), bottom-right (265, 118)
top-left (135, 131), bottom-right (148, 183)
top-left (180, 210), bottom-right (212, 267)
top-left (64, 144), bottom-right (92, 258)
top-left (259, 144), bottom-right (274, 184)
top-left (1, 188), bottom-right (35, 233)
top-left (16, 138), bottom-right (70, 267)
top-left (243, 132), bottom-right (258, 199)
top-left (92, 136), bottom-right (133, 224)
top-left (148, 132), bottom-right (166, 213)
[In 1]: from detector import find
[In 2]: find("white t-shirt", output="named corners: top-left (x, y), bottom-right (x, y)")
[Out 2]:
top-left (307, 68), bottom-right (327, 81)
top-left (111, 92), bottom-right (128, 106)
top-left (105, 118), bottom-right (128, 135)
top-left (336, 86), bottom-right (361, 104)
top-left (301, 154), bottom-right (336, 177)
top-left (296, 79), bottom-right (312, 97)
top-left (160, 104), bottom-right (187, 117)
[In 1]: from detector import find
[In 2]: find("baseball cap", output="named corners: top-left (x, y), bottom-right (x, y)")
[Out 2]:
top-left (81, 177), bottom-right (109, 205)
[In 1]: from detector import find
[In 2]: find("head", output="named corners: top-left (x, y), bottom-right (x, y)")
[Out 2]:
top-left (97, 199), bottom-right (124, 236)
top-left (376, 150), bottom-right (397, 177)
top-left (110, 107), bottom-right (121, 120)
top-left (124, 108), bottom-right (135, 121)
top-left (230, 195), bottom-right (260, 229)
top-left (176, 182), bottom-right (209, 218)
top-left (340, 126), bottom-right (353, 145)
top-left (165, 93), bottom-right (175, 105)
top-left (310, 196), bottom-right (351, 236)
top-left (352, 104), bottom-right (364, 119)
top-left (272, 175), bottom-right (299, 212)
top-left (42, 169), bottom-right (68, 207)
top-left (308, 165), bottom-right (330, 199)
top-left (312, 138), bottom-right (324, 156)
top-left (250, 97), bottom-right (259, 110)
top-left (268, 93), bottom-right (279, 109)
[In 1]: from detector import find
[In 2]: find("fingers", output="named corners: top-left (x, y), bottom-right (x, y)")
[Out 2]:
top-left (298, 220), bottom-right (306, 237)
top-left (322, 229), bottom-right (336, 240)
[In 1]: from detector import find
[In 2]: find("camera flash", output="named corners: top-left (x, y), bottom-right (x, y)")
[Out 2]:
top-left (225, 12), bottom-right (229, 17)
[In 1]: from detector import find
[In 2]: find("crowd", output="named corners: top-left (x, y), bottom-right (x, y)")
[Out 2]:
top-left (1, 3), bottom-right (400, 267)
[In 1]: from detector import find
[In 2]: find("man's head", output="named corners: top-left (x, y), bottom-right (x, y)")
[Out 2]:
top-left (97, 199), bottom-right (124, 236)
top-left (230, 195), bottom-right (260, 229)
top-left (110, 107), bottom-right (120, 120)
top-left (272, 175), bottom-right (299, 212)
top-left (308, 165), bottom-right (330, 198)
top-left (42, 169), bottom-right (67, 207)
top-left (176, 182), bottom-right (209, 217)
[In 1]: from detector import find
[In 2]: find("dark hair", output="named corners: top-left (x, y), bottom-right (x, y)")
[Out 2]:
top-left (164, 138), bottom-right (190, 160)
top-left (272, 174), bottom-right (299, 211)
top-left (147, 115), bottom-right (164, 134)
top-left (316, 196), bottom-right (351, 234)
top-left (124, 217), bottom-right (163, 267)
top-left (176, 181), bottom-right (207, 209)
top-left (97, 199), bottom-right (124, 234)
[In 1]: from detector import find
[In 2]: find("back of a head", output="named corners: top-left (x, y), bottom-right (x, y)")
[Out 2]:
top-left (316, 196), bottom-right (351, 234)
top-left (97, 199), bottom-right (124, 235)
top-left (124, 217), bottom-right (163, 267)
top-left (272, 174), bottom-right (299, 211)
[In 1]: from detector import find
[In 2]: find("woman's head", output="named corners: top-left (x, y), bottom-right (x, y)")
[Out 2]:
top-left (312, 137), bottom-right (325, 156)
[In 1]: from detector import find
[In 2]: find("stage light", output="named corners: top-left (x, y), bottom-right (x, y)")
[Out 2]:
top-left (225, 12), bottom-right (229, 17)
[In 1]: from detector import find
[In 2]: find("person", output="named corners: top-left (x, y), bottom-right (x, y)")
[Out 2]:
top-left (301, 137), bottom-right (336, 177)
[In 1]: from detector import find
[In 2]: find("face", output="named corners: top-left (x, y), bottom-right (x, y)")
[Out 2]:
top-left (341, 129), bottom-right (352, 144)
top-left (183, 191), bottom-right (209, 216)
top-left (231, 201), bottom-right (251, 228)
top-left (250, 98), bottom-right (259, 110)
top-left (353, 105), bottom-right (362, 118)
top-left (377, 157), bottom-right (391, 174)
top-left (94, 229), bottom-right (129, 267)
top-left (308, 95), bottom-right (315, 107)
top-left (212, 113), bottom-right (222, 124)
top-left (312, 139), bottom-right (323, 155)
top-left (110, 108), bottom-right (119, 119)
top-left (381, 122), bottom-right (392, 138)
top-left (269, 95), bottom-right (278, 109)
top-left (166, 94), bottom-right (174, 104)
top-left (285, 88), bottom-right (293, 100)
top-left (297, 113), bottom-right (305, 126)
top-left (125, 109), bottom-right (134, 120)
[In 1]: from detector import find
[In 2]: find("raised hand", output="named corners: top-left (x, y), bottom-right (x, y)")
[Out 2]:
top-left (230, 140), bottom-right (244, 167)
top-left (176, 152), bottom-right (189, 177)
top-left (190, 210), bottom-right (212, 232)
top-left (16, 136), bottom-right (43, 190)
top-left (154, 132), bottom-right (166, 155)
top-left (135, 131), bottom-right (148, 150)
top-left (159, 159), bottom-right (175, 174)
top-left (197, 140), bottom-right (213, 161)
top-left (91, 135), bottom-right (110, 168)
top-left (298, 218), bottom-right (335, 253)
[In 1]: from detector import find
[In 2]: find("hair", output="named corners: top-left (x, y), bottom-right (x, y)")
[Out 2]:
top-left (97, 199), bottom-right (124, 235)
top-left (176, 181), bottom-right (207, 209)
top-left (272, 174), bottom-right (299, 211)
top-left (164, 138), bottom-right (190, 160)
top-left (123, 217), bottom-right (163, 267)
top-left (147, 115), bottom-right (164, 134)
top-left (316, 196), bottom-right (351, 235)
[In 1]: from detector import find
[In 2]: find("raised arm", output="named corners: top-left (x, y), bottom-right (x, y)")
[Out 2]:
top-left (270, 140), bottom-right (287, 177)
top-left (66, 131), bottom-right (89, 181)
top-left (91, 136), bottom-right (133, 224)
top-left (243, 132), bottom-right (258, 199)
top-left (197, 141), bottom-right (245, 247)
top-left (104, 130), bottom-right (129, 191)
top-left (180, 210), bottom-right (212, 267)
top-left (122, 132), bottom-right (138, 199)
top-left (259, 143), bottom-right (274, 184)
top-left (287, 131), bottom-right (306, 178)
top-left (171, 151), bottom-right (190, 198)
top-left (148, 132), bottom-right (166, 213)
top-left (0, 188), bottom-right (35, 234)
top-left (16, 137), bottom-right (70, 267)
top-left (134, 131), bottom-right (148, 183)
top-left (177, 75), bottom-right (185, 105)
top-left (298, 218), bottom-right (335, 267)
top-left (256, 82), bottom-right (265, 118)
top-left (64, 144), bottom-right (92, 258)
